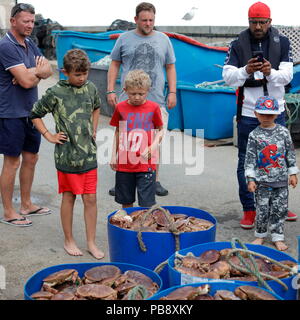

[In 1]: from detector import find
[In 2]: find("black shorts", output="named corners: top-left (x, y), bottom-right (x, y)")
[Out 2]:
top-left (0, 118), bottom-right (41, 157)
top-left (115, 170), bottom-right (156, 207)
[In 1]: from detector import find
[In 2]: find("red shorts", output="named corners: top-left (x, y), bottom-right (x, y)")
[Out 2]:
top-left (57, 169), bottom-right (97, 195)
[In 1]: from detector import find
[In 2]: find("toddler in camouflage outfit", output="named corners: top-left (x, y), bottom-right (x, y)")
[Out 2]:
top-left (30, 49), bottom-right (104, 259)
top-left (244, 96), bottom-right (298, 251)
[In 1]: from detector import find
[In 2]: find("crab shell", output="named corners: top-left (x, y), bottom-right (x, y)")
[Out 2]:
top-left (51, 292), bottom-right (75, 300)
top-left (199, 249), bottom-right (220, 264)
top-left (160, 286), bottom-right (198, 300)
top-left (188, 218), bottom-right (214, 230)
top-left (181, 256), bottom-right (204, 269)
top-left (175, 266), bottom-right (220, 279)
top-left (214, 290), bottom-right (241, 300)
top-left (152, 208), bottom-right (174, 227)
top-left (123, 270), bottom-right (159, 296)
top-left (271, 260), bottom-right (297, 272)
top-left (160, 284), bottom-right (209, 300)
top-left (234, 285), bottom-right (278, 300)
top-left (31, 290), bottom-right (53, 300)
top-left (110, 210), bottom-right (133, 228)
top-left (76, 284), bottom-right (118, 300)
top-left (83, 265), bottom-right (121, 285)
top-left (42, 269), bottom-right (80, 294)
top-left (209, 261), bottom-right (231, 278)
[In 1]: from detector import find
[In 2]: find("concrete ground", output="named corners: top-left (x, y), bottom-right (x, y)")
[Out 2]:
top-left (0, 68), bottom-right (299, 300)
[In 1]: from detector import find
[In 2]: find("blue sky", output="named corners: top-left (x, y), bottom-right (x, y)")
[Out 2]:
top-left (27, 0), bottom-right (300, 27)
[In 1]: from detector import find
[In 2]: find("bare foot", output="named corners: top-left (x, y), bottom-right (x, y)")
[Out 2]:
top-left (64, 241), bottom-right (83, 256)
top-left (273, 241), bottom-right (288, 251)
top-left (87, 243), bottom-right (105, 260)
top-left (251, 238), bottom-right (265, 245)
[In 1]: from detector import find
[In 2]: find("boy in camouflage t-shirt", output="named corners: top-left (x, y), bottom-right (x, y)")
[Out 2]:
top-left (245, 96), bottom-right (298, 251)
top-left (31, 49), bottom-right (104, 259)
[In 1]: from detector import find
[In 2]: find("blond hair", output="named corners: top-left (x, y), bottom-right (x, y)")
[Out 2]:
top-left (124, 70), bottom-right (151, 90)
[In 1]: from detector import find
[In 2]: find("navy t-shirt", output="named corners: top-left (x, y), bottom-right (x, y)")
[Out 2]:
top-left (0, 32), bottom-right (42, 118)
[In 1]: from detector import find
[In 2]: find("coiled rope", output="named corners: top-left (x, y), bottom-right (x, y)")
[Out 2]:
top-left (137, 204), bottom-right (181, 253)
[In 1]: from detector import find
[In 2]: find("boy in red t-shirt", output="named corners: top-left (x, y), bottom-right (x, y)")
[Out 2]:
top-left (110, 69), bottom-right (164, 208)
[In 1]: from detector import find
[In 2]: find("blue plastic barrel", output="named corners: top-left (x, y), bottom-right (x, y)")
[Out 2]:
top-left (148, 280), bottom-right (283, 300)
top-left (24, 262), bottom-right (162, 300)
top-left (107, 206), bottom-right (217, 289)
top-left (168, 241), bottom-right (298, 300)
top-left (167, 89), bottom-right (184, 131)
top-left (178, 83), bottom-right (236, 140)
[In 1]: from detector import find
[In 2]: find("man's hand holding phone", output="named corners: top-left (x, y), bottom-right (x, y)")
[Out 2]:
top-left (246, 51), bottom-right (271, 76)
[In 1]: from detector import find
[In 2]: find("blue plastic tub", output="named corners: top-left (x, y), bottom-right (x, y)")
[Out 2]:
top-left (178, 83), bottom-right (236, 140)
top-left (148, 280), bottom-right (283, 300)
top-left (167, 89), bottom-right (184, 131)
top-left (24, 262), bottom-right (162, 300)
top-left (52, 30), bottom-right (121, 77)
top-left (53, 30), bottom-right (227, 84)
top-left (107, 206), bottom-right (217, 289)
top-left (167, 241), bottom-right (298, 300)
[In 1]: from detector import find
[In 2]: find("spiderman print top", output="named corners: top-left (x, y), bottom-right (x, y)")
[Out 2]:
top-left (245, 124), bottom-right (299, 184)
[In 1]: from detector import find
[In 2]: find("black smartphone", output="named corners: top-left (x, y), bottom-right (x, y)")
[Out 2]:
top-left (252, 50), bottom-right (264, 63)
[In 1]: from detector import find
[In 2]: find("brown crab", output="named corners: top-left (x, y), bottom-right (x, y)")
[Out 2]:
top-left (76, 284), bottom-right (118, 300)
top-left (31, 290), bottom-right (53, 300)
top-left (42, 269), bottom-right (81, 294)
top-left (175, 265), bottom-right (220, 279)
top-left (114, 270), bottom-right (159, 298)
top-left (110, 209), bottom-right (133, 229)
top-left (209, 261), bottom-right (231, 278)
top-left (160, 284), bottom-right (209, 300)
top-left (199, 250), bottom-right (220, 264)
top-left (234, 285), bottom-right (278, 300)
top-left (83, 265), bottom-right (121, 286)
top-left (51, 292), bottom-right (75, 300)
top-left (271, 260), bottom-right (297, 272)
top-left (214, 290), bottom-right (241, 300)
top-left (181, 256), bottom-right (206, 269)
top-left (152, 208), bottom-right (174, 227)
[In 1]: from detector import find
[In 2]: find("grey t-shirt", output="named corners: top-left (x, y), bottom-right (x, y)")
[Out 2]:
top-left (110, 30), bottom-right (176, 107)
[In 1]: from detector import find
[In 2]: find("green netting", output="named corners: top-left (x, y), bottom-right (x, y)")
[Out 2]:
top-left (195, 81), bottom-right (236, 91)
top-left (284, 93), bottom-right (300, 126)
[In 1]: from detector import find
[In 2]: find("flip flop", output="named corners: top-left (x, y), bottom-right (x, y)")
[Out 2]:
top-left (0, 217), bottom-right (32, 227)
top-left (20, 207), bottom-right (51, 216)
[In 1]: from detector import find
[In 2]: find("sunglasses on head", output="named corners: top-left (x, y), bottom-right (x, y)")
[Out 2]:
top-left (11, 3), bottom-right (35, 17)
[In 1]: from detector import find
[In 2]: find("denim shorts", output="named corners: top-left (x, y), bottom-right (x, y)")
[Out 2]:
top-left (0, 118), bottom-right (41, 157)
top-left (115, 170), bottom-right (156, 207)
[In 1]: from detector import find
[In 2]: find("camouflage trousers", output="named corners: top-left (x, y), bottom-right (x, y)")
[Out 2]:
top-left (254, 185), bottom-right (288, 242)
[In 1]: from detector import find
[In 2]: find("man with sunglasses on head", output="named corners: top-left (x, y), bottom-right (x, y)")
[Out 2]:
top-left (222, 2), bottom-right (296, 229)
top-left (0, 3), bottom-right (53, 227)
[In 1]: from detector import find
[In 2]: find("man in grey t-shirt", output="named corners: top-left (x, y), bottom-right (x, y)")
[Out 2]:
top-left (107, 2), bottom-right (177, 197)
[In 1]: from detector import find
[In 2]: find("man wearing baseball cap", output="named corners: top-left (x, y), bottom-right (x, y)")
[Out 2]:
top-left (244, 95), bottom-right (298, 251)
top-left (222, 2), bottom-right (296, 229)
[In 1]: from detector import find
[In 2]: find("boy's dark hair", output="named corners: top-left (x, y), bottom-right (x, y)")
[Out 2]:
top-left (135, 2), bottom-right (156, 17)
top-left (63, 49), bottom-right (91, 73)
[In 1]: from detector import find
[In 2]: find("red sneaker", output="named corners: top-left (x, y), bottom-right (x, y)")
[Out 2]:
top-left (286, 211), bottom-right (297, 221)
top-left (240, 210), bottom-right (256, 229)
